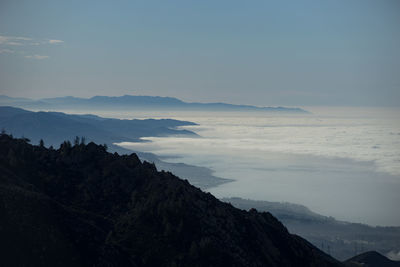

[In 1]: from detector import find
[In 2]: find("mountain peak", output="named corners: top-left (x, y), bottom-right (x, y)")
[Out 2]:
top-left (345, 251), bottom-right (400, 267)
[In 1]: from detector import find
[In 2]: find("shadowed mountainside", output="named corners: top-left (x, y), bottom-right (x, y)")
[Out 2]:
top-left (0, 106), bottom-right (197, 151)
top-left (0, 106), bottom-right (232, 189)
top-left (223, 198), bottom-right (400, 261)
top-left (0, 134), bottom-right (341, 266)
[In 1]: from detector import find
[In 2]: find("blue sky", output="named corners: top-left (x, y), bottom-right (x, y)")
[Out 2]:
top-left (0, 0), bottom-right (399, 106)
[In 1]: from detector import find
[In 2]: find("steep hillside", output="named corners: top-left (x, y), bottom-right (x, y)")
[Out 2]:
top-left (223, 197), bottom-right (400, 261)
top-left (0, 134), bottom-right (341, 266)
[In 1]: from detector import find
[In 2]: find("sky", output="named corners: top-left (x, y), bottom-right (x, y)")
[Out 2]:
top-left (0, 0), bottom-right (399, 106)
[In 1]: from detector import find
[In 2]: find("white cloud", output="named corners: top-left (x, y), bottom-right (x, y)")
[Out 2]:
top-left (0, 35), bottom-right (31, 46)
top-left (115, 109), bottom-right (400, 225)
top-left (0, 36), bottom-right (12, 45)
top-left (25, 54), bottom-right (49, 60)
top-left (0, 49), bottom-right (14, 54)
top-left (48, 39), bottom-right (64, 44)
top-left (14, 36), bottom-right (32, 41)
top-left (0, 35), bottom-right (63, 46)
top-left (387, 250), bottom-right (400, 261)
top-left (5, 41), bottom-right (22, 46)
top-left (0, 34), bottom-right (63, 59)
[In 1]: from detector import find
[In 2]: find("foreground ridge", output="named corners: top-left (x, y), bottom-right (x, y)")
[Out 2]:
top-left (0, 134), bottom-right (341, 266)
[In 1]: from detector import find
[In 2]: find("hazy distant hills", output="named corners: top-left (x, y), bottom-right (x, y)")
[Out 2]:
top-left (222, 197), bottom-right (329, 223)
top-left (0, 106), bottom-right (197, 150)
top-left (0, 95), bottom-right (309, 113)
top-left (345, 251), bottom-right (400, 267)
top-left (0, 134), bottom-right (340, 266)
top-left (0, 106), bottom-right (233, 189)
top-left (223, 198), bottom-right (400, 262)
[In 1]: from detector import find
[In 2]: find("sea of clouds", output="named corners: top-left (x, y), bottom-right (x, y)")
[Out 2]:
top-left (120, 108), bottom-right (400, 176)
top-left (117, 107), bottom-right (400, 225)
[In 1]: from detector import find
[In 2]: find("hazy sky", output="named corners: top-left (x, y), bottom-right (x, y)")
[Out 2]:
top-left (0, 0), bottom-right (399, 106)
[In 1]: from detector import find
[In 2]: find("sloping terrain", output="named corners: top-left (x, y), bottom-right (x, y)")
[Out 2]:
top-left (0, 134), bottom-right (341, 266)
top-left (223, 197), bottom-right (400, 261)
top-left (0, 106), bottom-right (231, 189)
top-left (345, 251), bottom-right (400, 267)
top-left (0, 106), bottom-right (196, 150)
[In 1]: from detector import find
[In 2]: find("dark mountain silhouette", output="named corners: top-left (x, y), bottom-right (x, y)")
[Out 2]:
top-left (0, 106), bottom-right (232, 188)
top-left (345, 251), bottom-right (400, 267)
top-left (0, 106), bottom-right (197, 151)
top-left (224, 197), bottom-right (400, 261)
top-left (0, 134), bottom-right (341, 266)
top-left (0, 95), bottom-right (309, 113)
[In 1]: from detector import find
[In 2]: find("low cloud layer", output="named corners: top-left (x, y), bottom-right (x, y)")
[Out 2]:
top-left (116, 109), bottom-right (400, 226)
top-left (48, 39), bottom-right (64, 44)
top-left (0, 35), bottom-right (31, 46)
top-left (386, 250), bottom-right (400, 261)
top-left (24, 55), bottom-right (49, 60)
top-left (0, 49), bottom-right (14, 54)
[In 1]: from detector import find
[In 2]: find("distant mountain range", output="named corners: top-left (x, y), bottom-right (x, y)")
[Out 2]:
top-left (2, 105), bottom-right (399, 264)
top-left (0, 106), bottom-right (233, 188)
top-left (0, 106), bottom-right (197, 150)
top-left (2, 105), bottom-right (399, 263)
top-left (0, 95), bottom-right (309, 113)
